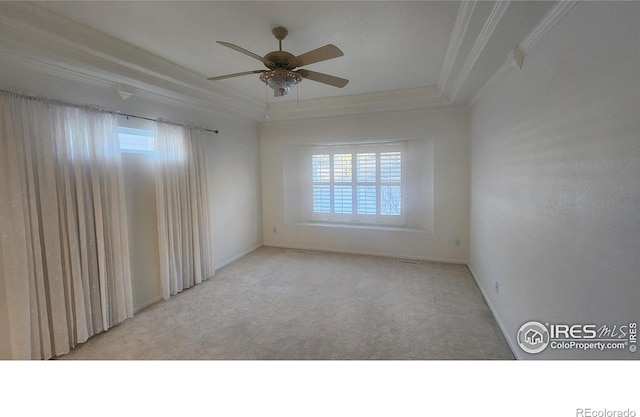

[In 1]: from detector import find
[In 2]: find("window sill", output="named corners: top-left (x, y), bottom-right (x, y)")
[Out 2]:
top-left (290, 221), bottom-right (428, 233)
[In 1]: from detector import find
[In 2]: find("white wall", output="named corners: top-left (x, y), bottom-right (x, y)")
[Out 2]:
top-left (469, 2), bottom-right (640, 359)
top-left (260, 108), bottom-right (470, 263)
top-left (206, 121), bottom-right (263, 269)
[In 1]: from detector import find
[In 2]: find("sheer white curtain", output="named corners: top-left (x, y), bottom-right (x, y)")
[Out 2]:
top-left (155, 122), bottom-right (214, 299)
top-left (0, 92), bottom-right (133, 359)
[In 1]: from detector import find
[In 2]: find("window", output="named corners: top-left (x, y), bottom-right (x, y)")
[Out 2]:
top-left (310, 142), bottom-right (405, 225)
top-left (118, 127), bottom-right (155, 152)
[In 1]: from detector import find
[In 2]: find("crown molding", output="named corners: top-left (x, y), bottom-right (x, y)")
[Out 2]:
top-left (0, 44), bottom-right (262, 124)
top-left (520, 0), bottom-right (577, 52)
top-left (0, 48), bottom-right (115, 91)
top-left (0, 3), bottom-right (266, 122)
top-left (263, 86), bottom-right (450, 122)
top-left (469, 0), bottom-right (577, 106)
top-left (449, 1), bottom-right (511, 101)
top-left (0, 48), bottom-right (261, 125)
top-left (437, 1), bottom-right (477, 99)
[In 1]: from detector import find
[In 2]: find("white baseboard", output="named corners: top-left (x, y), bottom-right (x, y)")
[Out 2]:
top-left (132, 244), bottom-right (263, 314)
top-left (133, 295), bottom-right (164, 314)
top-left (264, 243), bottom-right (468, 265)
top-left (215, 243), bottom-right (264, 270)
top-left (467, 264), bottom-right (522, 360)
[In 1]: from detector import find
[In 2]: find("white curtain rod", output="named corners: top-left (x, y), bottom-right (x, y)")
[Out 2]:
top-left (0, 89), bottom-right (219, 134)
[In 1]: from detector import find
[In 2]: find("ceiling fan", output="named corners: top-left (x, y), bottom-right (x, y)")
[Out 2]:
top-left (207, 26), bottom-right (349, 97)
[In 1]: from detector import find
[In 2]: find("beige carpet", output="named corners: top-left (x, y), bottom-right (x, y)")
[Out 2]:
top-left (59, 247), bottom-right (514, 360)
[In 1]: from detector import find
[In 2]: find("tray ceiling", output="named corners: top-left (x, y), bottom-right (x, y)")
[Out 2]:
top-left (0, 1), bottom-right (560, 121)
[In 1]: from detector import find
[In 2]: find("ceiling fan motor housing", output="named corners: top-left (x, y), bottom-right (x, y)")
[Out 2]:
top-left (263, 51), bottom-right (296, 70)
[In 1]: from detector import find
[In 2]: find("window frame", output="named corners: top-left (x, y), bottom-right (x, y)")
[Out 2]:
top-left (308, 142), bottom-right (406, 226)
top-left (117, 126), bottom-right (155, 153)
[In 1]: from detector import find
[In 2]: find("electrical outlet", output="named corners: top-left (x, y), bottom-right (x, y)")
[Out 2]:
top-left (495, 281), bottom-right (500, 294)
top-left (273, 227), bottom-right (277, 233)
top-left (455, 239), bottom-right (460, 247)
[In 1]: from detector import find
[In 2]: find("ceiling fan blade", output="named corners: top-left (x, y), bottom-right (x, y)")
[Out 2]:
top-left (289, 44), bottom-right (344, 68)
top-left (297, 69), bottom-right (349, 88)
top-left (207, 70), bottom-right (265, 81)
top-left (217, 41), bottom-right (273, 66)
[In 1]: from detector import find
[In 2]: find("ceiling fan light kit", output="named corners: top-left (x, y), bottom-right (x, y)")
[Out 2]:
top-left (208, 26), bottom-right (348, 97)
top-left (260, 68), bottom-right (303, 97)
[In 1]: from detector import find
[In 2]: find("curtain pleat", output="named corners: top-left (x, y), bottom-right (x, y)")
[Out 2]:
top-left (0, 92), bottom-right (133, 359)
top-left (155, 122), bottom-right (214, 300)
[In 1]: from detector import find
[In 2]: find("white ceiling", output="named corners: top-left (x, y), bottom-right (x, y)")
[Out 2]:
top-left (34, 1), bottom-right (460, 101)
top-left (0, 1), bottom-right (558, 121)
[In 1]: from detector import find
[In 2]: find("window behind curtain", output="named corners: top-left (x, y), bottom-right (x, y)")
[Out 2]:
top-left (118, 127), bottom-right (155, 152)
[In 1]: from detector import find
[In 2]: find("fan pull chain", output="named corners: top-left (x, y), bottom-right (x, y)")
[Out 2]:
top-left (265, 83), bottom-right (270, 119)
top-left (296, 83), bottom-right (300, 112)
